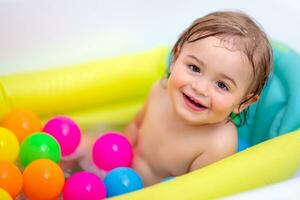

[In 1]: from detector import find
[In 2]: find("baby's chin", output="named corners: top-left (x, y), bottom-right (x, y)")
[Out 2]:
top-left (176, 112), bottom-right (229, 127)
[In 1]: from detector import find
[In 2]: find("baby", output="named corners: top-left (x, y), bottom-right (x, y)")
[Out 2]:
top-left (73, 11), bottom-right (273, 186)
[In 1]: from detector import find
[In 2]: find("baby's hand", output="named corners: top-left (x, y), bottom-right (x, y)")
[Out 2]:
top-left (124, 123), bottom-right (139, 146)
top-left (59, 134), bottom-right (94, 176)
top-left (75, 133), bottom-right (95, 159)
top-left (76, 133), bottom-right (107, 178)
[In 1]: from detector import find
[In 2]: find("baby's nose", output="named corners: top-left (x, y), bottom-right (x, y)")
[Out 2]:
top-left (191, 79), bottom-right (209, 97)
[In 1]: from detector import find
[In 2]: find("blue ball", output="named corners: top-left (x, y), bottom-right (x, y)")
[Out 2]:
top-left (161, 176), bottom-right (175, 182)
top-left (103, 167), bottom-right (144, 197)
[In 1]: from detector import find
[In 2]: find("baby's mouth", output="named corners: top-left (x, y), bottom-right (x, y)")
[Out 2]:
top-left (183, 93), bottom-right (207, 110)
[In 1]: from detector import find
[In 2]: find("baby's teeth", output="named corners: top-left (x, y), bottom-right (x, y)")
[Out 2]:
top-left (191, 97), bottom-right (198, 104)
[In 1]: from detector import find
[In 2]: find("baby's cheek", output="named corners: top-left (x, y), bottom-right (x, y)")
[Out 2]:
top-left (171, 73), bottom-right (188, 88)
top-left (211, 96), bottom-right (233, 114)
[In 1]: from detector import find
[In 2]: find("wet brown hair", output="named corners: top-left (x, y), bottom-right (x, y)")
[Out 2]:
top-left (169, 11), bottom-right (273, 124)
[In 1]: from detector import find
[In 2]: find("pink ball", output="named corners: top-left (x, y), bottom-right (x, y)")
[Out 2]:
top-left (92, 132), bottom-right (133, 171)
top-left (63, 171), bottom-right (106, 200)
top-left (43, 116), bottom-right (81, 156)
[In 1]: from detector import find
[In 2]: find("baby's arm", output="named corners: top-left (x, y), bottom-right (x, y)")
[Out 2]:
top-left (123, 80), bottom-right (162, 146)
top-left (189, 124), bottom-right (237, 171)
top-left (124, 104), bottom-right (147, 146)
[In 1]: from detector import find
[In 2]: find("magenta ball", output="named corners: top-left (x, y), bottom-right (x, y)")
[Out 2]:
top-left (42, 116), bottom-right (81, 156)
top-left (63, 171), bottom-right (106, 200)
top-left (92, 132), bottom-right (133, 171)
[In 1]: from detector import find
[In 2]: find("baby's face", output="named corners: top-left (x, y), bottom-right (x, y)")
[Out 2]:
top-left (167, 36), bottom-right (253, 125)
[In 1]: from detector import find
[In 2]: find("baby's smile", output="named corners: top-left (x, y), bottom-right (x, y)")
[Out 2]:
top-left (182, 92), bottom-right (208, 112)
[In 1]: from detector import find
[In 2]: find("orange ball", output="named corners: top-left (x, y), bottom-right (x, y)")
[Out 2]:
top-left (0, 160), bottom-right (23, 198)
top-left (1, 109), bottom-right (41, 143)
top-left (23, 159), bottom-right (65, 200)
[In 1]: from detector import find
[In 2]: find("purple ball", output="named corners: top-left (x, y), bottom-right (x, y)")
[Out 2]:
top-left (43, 116), bottom-right (81, 156)
top-left (63, 171), bottom-right (106, 200)
top-left (92, 132), bottom-right (133, 171)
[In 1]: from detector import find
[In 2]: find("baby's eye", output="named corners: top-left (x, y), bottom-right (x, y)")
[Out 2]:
top-left (217, 81), bottom-right (229, 91)
top-left (188, 65), bottom-right (200, 73)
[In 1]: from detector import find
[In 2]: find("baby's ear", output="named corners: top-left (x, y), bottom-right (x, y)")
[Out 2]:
top-left (233, 94), bottom-right (259, 114)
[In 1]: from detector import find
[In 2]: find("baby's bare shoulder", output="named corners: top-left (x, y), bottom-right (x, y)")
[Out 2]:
top-left (210, 122), bottom-right (237, 152)
top-left (189, 122), bottom-right (237, 171)
top-left (150, 79), bottom-right (166, 92)
top-left (147, 79), bottom-right (167, 99)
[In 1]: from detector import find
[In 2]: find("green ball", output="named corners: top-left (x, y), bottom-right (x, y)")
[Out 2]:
top-left (19, 132), bottom-right (61, 167)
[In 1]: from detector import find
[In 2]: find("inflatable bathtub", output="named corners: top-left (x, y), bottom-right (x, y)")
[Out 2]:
top-left (1, 41), bottom-right (300, 199)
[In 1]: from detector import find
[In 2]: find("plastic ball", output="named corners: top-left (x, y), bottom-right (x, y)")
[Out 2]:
top-left (0, 127), bottom-right (19, 162)
top-left (0, 161), bottom-right (23, 198)
top-left (43, 116), bottom-right (81, 156)
top-left (19, 132), bottom-right (61, 167)
top-left (92, 132), bottom-right (133, 171)
top-left (161, 176), bottom-right (175, 182)
top-left (1, 109), bottom-right (41, 143)
top-left (23, 159), bottom-right (64, 200)
top-left (63, 171), bottom-right (106, 200)
top-left (103, 167), bottom-right (144, 197)
top-left (0, 188), bottom-right (12, 200)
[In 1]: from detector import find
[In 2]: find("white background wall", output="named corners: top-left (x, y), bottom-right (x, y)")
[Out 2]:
top-left (1, 0), bottom-right (300, 75)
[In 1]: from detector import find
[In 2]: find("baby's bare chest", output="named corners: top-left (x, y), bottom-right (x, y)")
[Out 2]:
top-left (136, 107), bottom-right (206, 176)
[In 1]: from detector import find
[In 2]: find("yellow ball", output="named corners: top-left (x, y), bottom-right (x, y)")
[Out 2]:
top-left (0, 187), bottom-right (12, 200)
top-left (0, 127), bottom-right (19, 162)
